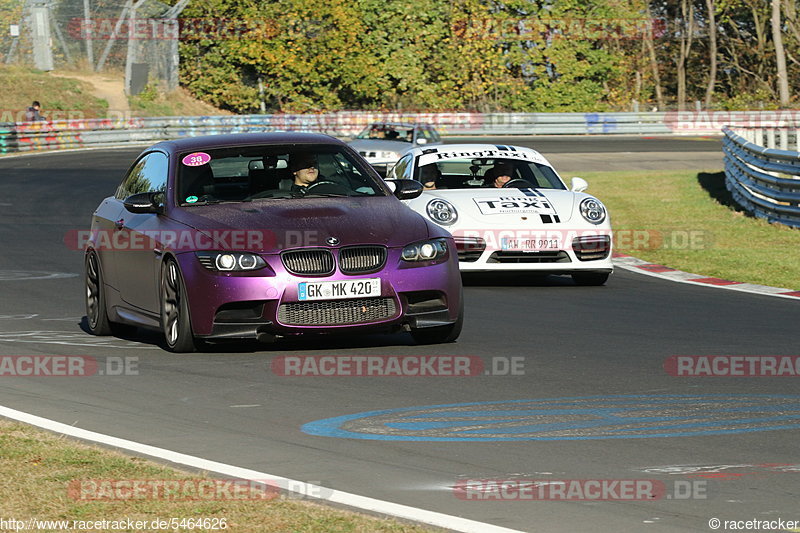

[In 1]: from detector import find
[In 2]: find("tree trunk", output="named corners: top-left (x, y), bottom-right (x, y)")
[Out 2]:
top-left (704, 0), bottom-right (718, 108)
top-left (772, 0), bottom-right (791, 106)
top-left (676, 0), bottom-right (695, 111)
top-left (644, 9), bottom-right (664, 109)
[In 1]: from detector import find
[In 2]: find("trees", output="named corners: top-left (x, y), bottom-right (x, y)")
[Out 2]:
top-left (177, 0), bottom-right (798, 112)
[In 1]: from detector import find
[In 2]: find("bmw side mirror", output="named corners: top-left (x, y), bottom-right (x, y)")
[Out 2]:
top-left (416, 138), bottom-right (428, 145)
top-left (571, 177), bottom-right (589, 192)
top-left (385, 179), bottom-right (423, 200)
top-left (124, 192), bottom-right (164, 214)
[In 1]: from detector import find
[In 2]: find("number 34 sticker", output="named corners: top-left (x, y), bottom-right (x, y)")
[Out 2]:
top-left (182, 152), bottom-right (211, 167)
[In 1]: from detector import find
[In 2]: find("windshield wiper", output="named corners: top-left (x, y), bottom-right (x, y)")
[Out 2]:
top-left (185, 198), bottom-right (251, 206)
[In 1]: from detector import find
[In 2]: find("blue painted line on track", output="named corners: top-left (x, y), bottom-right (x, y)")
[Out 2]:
top-left (301, 394), bottom-right (800, 442)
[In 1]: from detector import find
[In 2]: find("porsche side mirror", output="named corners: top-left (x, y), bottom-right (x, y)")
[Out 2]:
top-left (571, 177), bottom-right (589, 192)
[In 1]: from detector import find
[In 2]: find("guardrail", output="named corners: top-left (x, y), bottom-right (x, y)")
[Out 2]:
top-left (723, 128), bottom-right (800, 228)
top-left (0, 110), bottom-right (797, 155)
top-left (0, 111), bottom-right (706, 155)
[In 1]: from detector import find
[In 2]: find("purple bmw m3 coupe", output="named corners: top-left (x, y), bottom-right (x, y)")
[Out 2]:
top-left (84, 133), bottom-right (463, 352)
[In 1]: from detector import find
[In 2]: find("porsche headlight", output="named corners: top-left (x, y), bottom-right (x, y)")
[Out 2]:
top-left (426, 198), bottom-right (458, 226)
top-left (579, 198), bottom-right (606, 225)
top-left (402, 239), bottom-right (448, 262)
top-left (196, 252), bottom-right (266, 272)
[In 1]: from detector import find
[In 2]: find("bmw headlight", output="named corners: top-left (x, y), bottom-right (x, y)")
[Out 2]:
top-left (381, 151), bottom-right (400, 160)
top-left (426, 198), bottom-right (458, 226)
top-left (401, 239), bottom-right (448, 262)
top-left (579, 198), bottom-right (607, 225)
top-left (195, 252), bottom-right (266, 272)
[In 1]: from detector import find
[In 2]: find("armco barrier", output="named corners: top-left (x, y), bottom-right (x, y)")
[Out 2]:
top-left (3, 110), bottom-right (799, 155)
top-left (723, 128), bottom-right (800, 228)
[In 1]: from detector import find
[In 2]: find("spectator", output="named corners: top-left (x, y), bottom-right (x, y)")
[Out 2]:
top-left (25, 101), bottom-right (45, 122)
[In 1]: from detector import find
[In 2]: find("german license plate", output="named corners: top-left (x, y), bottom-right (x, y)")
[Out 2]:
top-left (501, 238), bottom-right (561, 251)
top-left (298, 278), bottom-right (381, 301)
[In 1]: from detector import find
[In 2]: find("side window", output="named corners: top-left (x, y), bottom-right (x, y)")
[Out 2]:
top-left (391, 154), bottom-right (413, 180)
top-left (115, 152), bottom-right (169, 200)
top-left (422, 127), bottom-right (439, 143)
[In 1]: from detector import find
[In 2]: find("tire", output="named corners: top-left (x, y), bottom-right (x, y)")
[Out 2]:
top-left (410, 295), bottom-right (464, 345)
top-left (85, 250), bottom-right (114, 336)
top-left (571, 272), bottom-right (610, 286)
top-left (160, 258), bottom-right (198, 353)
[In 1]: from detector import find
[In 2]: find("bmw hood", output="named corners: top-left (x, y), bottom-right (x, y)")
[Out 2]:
top-left (169, 197), bottom-right (430, 252)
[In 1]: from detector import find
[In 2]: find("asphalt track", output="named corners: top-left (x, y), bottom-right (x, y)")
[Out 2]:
top-left (1, 137), bottom-right (798, 533)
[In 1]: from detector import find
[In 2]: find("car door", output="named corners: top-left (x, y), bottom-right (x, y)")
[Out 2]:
top-left (115, 151), bottom-right (169, 313)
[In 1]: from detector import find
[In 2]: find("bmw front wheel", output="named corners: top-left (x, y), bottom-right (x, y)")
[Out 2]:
top-left (160, 258), bottom-right (198, 353)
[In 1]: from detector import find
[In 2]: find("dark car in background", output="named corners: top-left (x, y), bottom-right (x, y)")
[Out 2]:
top-left (347, 122), bottom-right (442, 176)
top-left (84, 133), bottom-right (463, 352)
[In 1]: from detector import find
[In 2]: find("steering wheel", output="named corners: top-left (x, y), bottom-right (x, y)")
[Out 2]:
top-left (304, 180), bottom-right (350, 195)
top-left (502, 179), bottom-right (535, 189)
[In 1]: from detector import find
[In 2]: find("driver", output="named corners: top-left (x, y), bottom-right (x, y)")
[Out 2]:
top-left (419, 164), bottom-right (441, 190)
top-left (484, 162), bottom-right (514, 188)
top-left (289, 153), bottom-right (319, 196)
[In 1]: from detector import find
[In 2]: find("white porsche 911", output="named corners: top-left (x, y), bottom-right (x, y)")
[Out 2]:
top-left (387, 144), bottom-right (613, 285)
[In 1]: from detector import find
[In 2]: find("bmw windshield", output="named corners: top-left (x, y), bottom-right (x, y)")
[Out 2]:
top-left (178, 144), bottom-right (388, 206)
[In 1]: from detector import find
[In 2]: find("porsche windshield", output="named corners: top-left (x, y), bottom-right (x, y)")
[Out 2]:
top-left (413, 157), bottom-right (566, 190)
top-left (178, 144), bottom-right (386, 205)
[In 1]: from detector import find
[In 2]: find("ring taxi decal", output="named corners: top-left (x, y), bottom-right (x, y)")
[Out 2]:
top-left (473, 193), bottom-right (558, 216)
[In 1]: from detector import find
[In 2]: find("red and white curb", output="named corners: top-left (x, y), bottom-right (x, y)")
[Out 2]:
top-left (613, 253), bottom-right (800, 300)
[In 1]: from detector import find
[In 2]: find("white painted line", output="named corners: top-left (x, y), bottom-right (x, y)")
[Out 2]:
top-left (0, 405), bottom-right (523, 533)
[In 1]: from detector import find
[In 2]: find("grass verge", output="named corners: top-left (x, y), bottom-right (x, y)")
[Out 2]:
top-left (583, 168), bottom-right (800, 289)
top-left (0, 65), bottom-right (109, 121)
top-left (0, 420), bottom-right (434, 533)
top-left (128, 85), bottom-right (231, 117)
